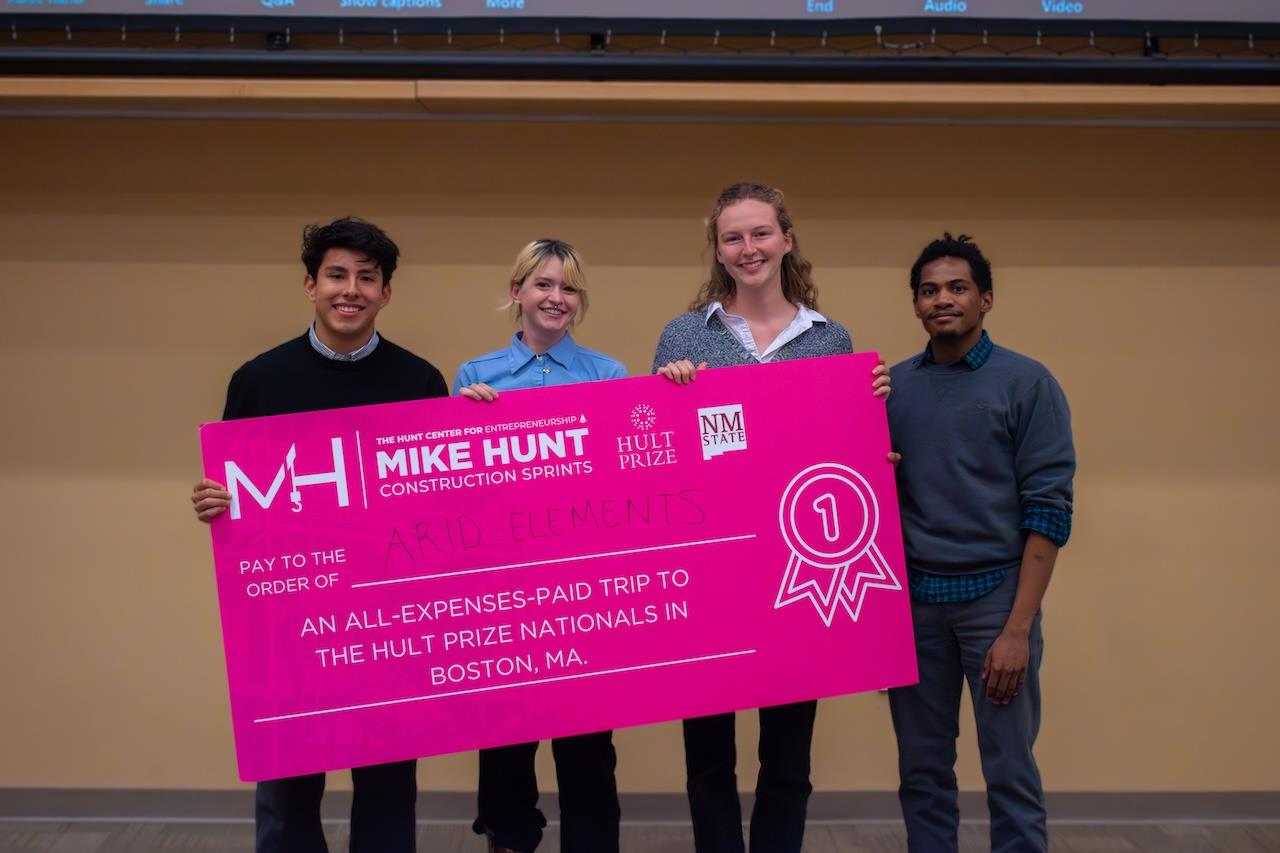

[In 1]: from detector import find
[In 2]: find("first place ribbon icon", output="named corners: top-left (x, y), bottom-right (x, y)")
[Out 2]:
top-left (775, 462), bottom-right (901, 627)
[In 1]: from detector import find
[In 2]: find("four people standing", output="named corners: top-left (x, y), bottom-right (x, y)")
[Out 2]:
top-left (192, 204), bottom-right (1072, 853)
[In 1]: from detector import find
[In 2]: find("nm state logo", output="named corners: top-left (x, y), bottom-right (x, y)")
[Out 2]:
top-left (697, 404), bottom-right (747, 460)
top-left (223, 437), bottom-right (350, 519)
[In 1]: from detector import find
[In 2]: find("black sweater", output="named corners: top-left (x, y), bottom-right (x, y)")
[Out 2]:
top-left (222, 333), bottom-right (448, 420)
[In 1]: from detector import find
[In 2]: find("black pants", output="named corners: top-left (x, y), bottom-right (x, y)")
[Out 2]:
top-left (474, 731), bottom-right (619, 853)
top-left (683, 701), bottom-right (817, 853)
top-left (254, 760), bottom-right (417, 853)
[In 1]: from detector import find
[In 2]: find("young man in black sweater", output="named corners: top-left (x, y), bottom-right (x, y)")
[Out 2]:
top-left (192, 217), bottom-right (448, 853)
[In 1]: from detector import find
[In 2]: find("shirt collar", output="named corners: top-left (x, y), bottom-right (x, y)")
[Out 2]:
top-left (506, 331), bottom-right (581, 373)
top-left (702, 301), bottom-right (828, 325)
top-left (917, 330), bottom-right (993, 370)
top-left (308, 322), bottom-right (380, 362)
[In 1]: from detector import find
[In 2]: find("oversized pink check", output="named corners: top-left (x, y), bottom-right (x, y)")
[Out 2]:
top-left (200, 352), bottom-right (917, 781)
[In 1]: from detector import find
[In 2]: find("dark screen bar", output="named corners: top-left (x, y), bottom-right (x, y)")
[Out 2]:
top-left (5, 0), bottom-right (1279, 24)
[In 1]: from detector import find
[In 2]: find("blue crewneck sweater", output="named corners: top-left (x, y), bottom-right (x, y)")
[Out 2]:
top-left (887, 337), bottom-right (1075, 577)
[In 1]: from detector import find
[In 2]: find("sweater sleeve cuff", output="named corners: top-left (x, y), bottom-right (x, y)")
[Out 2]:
top-left (1021, 504), bottom-right (1072, 547)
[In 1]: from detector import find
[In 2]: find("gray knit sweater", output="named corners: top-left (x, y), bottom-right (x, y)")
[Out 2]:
top-left (651, 310), bottom-right (853, 372)
top-left (887, 342), bottom-right (1075, 576)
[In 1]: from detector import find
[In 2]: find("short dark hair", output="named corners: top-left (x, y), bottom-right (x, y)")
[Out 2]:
top-left (909, 233), bottom-right (993, 297)
top-left (301, 217), bottom-right (400, 286)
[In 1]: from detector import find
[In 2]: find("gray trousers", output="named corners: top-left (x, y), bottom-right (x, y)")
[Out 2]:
top-left (888, 569), bottom-right (1047, 853)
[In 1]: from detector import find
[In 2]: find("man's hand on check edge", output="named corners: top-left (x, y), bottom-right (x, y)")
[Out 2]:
top-left (192, 478), bottom-right (231, 523)
top-left (872, 358), bottom-right (892, 398)
top-left (460, 383), bottom-right (501, 402)
top-left (873, 359), bottom-right (896, 465)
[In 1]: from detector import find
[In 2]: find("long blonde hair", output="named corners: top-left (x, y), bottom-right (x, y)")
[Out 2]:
top-left (502, 238), bottom-right (589, 326)
top-left (690, 182), bottom-right (818, 311)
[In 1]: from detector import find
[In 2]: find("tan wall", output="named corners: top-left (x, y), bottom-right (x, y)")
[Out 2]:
top-left (1, 111), bottom-right (1277, 793)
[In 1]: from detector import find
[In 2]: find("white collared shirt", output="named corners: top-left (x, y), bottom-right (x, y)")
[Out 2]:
top-left (308, 322), bottom-right (380, 362)
top-left (704, 301), bottom-right (828, 363)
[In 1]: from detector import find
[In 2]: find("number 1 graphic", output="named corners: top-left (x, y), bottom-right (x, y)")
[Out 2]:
top-left (812, 492), bottom-right (840, 543)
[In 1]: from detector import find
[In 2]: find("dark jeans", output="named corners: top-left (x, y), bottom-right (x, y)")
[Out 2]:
top-left (254, 759), bottom-right (417, 853)
top-left (889, 569), bottom-right (1046, 853)
top-left (473, 730), bottom-right (619, 853)
top-left (682, 701), bottom-right (817, 853)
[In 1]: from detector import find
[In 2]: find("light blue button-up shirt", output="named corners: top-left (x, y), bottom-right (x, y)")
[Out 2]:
top-left (452, 332), bottom-right (627, 394)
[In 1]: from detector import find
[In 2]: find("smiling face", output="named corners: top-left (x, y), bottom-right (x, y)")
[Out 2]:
top-left (714, 198), bottom-right (794, 296)
top-left (913, 256), bottom-right (993, 345)
top-left (511, 256), bottom-right (580, 344)
top-left (304, 247), bottom-right (390, 354)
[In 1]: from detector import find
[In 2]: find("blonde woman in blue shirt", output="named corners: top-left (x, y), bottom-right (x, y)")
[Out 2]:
top-left (454, 239), bottom-right (625, 853)
top-left (455, 238), bottom-right (627, 400)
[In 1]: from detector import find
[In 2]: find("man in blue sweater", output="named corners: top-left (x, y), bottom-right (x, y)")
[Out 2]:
top-left (886, 234), bottom-right (1075, 853)
top-left (191, 217), bottom-right (448, 852)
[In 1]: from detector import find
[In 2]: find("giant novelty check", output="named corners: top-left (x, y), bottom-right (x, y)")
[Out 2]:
top-left (200, 352), bottom-right (917, 781)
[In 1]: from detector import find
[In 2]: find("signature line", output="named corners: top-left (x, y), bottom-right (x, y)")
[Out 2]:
top-left (254, 649), bottom-right (758, 723)
top-left (351, 533), bottom-right (758, 589)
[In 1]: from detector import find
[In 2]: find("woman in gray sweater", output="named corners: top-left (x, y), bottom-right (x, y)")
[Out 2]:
top-left (653, 182), bottom-right (890, 853)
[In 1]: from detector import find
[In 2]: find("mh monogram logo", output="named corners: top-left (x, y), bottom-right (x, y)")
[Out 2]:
top-left (224, 438), bottom-right (349, 520)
